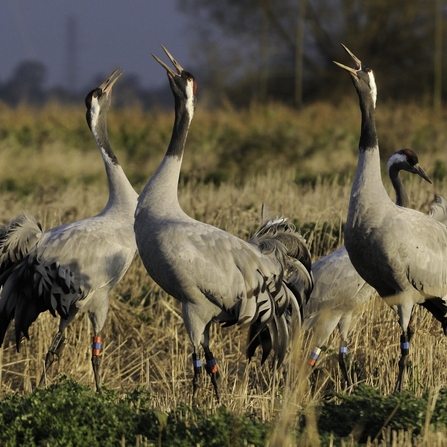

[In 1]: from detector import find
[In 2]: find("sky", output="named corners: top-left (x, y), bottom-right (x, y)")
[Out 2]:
top-left (0, 1), bottom-right (192, 92)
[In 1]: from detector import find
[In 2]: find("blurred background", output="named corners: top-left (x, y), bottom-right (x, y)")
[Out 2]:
top-left (1, 0), bottom-right (446, 109)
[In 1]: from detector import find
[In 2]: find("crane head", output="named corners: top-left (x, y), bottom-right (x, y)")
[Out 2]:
top-left (333, 44), bottom-right (377, 108)
top-left (153, 45), bottom-right (197, 111)
top-left (388, 149), bottom-right (432, 184)
top-left (85, 68), bottom-right (123, 131)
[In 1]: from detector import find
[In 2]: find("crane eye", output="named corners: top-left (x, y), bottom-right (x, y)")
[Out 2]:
top-left (93, 92), bottom-right (98, 98)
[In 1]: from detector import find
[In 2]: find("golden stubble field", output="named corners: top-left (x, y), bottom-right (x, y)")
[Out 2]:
top-left (1, 100), bottom-right (447, 445)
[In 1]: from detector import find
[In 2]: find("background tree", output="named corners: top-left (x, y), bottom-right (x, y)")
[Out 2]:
top-left (180, 0), bottom-right (445, 106)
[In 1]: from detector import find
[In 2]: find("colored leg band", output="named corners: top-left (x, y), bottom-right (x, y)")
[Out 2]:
top-left (204, 351), bottom-right (218, 374)
top-left (192, 353), bottom-right (203, 375)
top-left (193, 359), bottom-right (202, 368)
top-left (206, 358), bottom-right (218, 374)
top-left (401, 341), bottom-right (410, 355)
top-left (308, 347), bottom-right (321, 366)
top-left (92, 336), bottom-right (102, 356)
top-left (340, 346), bottom-right (348, 354)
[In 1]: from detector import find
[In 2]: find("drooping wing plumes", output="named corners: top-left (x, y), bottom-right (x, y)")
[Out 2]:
top-left (245, 215), bottom-right (313, 365)
top-left (429, 195), bottom-right (447, 225)
top-left (0, 214), bottom-right (42, 274)
top-left (0, 251), bottom-right (83, 348)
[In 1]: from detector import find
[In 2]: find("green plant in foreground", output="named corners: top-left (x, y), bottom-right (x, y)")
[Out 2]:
top-left (316, 385), bottom-right (447, 445)
top-left (0, 376), bottom-right (270, 447)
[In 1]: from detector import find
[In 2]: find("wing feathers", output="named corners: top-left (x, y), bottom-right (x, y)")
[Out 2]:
top-left (0, 254), bottom-right (83, 349)
top-left (242, 215), bottom-right (313, 364)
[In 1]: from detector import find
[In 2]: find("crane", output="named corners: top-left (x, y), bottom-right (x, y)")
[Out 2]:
top-left (334, 44), bottom-right (447, 392)
top-left (304, 148), bottom-right (432, 386)
top-left (134, 46), bottom-right (313, 400)
top-left (0, 69), bottom-right (138, 392)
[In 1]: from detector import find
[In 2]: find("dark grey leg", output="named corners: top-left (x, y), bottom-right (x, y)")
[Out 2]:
top-left (394, 332), bottom-right (410, 393)
top-left (91, 335), bottom-right (102, 393)
top-left (338, 341), bottom-right (352, 388)
top-left (39, 331), bottom-right (66, 386)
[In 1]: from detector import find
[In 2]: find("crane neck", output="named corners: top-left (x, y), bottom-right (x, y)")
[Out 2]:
top-left (166, 95), bottom-right (194, 159)
top-left (137, 94), bottom-right (193, 217)
top-left (358, 92), bottom-right (378, 153)
top-left (388, 168), bottom-right (409, 207)
top-left (91, 118), bottom-right (137, 213)
top-left (348, 85), bottom-right (391, 215)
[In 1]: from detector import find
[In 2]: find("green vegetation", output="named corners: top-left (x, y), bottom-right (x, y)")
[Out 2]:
top-left (3, 377), bottom-right (447, 446)
top-left (0, 376), bottom-right (269, 447)
top-left (1, 100), bottom-right (446, 192)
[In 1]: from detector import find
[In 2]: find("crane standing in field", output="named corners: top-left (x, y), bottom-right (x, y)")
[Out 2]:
top-left (304, 148), bottom-right (433, 387)
top-left (134, 46), bottom-right (313, 400)
top-left (334, 44), bottom-right (447, 392)
top-left (0, 69), bottom-right (138, 392)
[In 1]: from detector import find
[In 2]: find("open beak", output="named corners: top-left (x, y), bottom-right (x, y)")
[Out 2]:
top-left (333, 44), bottom-right (362, 77)
top-left (152, 45), bottom-right (184, 77)
top-left (413, 163), bottom-right (432, 184)
top-left (100, 68), bottom-right (124, 95)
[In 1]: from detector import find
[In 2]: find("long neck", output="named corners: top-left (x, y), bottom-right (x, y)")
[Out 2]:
top-left (347, 86), bottom-right (390, 226)
top-left (388, 168), bottom-right (408, 207)
top-left (358, 92), bottom-right (378, 154)
top-left (350, 90), bottom-right (389, 205)
top-left (167, 95), bottom-right (192, 159)
top-left (138, 96), bottom-right (193, 214)
top-left (92, 118), bottom-right (137, 213)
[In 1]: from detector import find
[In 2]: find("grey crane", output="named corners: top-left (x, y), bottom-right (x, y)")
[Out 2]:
top-left (304, 148), bottom-right (432, 386)
top-left (0, 69), bottom-right (138, 392)
top-left (334, 45), bottom-right (447, 392)
top-left (429, 195), bottom-right (447, 224)
top-left (134, 46), bottom-right (313, 400)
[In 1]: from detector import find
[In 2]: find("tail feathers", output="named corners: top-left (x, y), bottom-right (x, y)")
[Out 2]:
top-left (247, 322), bottom-right (272, 364)
top-left (250, 215), bottom-right (312, 272)
top-left (429, 195), bottom-right (447, 224)
top-left (247, 311), bottom-right (291, 366)
top-left (244, 212), bottom-right (314, 364)
top-left (0, 214), bottom-right (42, 275)
top-left (250, 213), bottom-right (314, 315)
top-left (286, 258), bottom-right (314, 307)
top-left (419, 297), bottom-right (447, 335)
top-left (0, 256), bottom-right (82, 348)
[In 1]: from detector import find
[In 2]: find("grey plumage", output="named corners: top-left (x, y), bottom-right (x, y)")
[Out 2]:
top-left (429, 195), bottom-right (447, 224)
top-left (304, 149), bottom-right (432, 386)
top-left (0, 214), bottom-right (42, 274)
top-left (335, 45), bottom-right (447, 392)
top-left (0, 69), bottom-right (138, 391)
top-left (134, 46), bottom-right (313, 400)
top-left (246, 214), bottom-right (313, 365)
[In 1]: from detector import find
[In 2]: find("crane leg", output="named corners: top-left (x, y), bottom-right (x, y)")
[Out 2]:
top-left (394, 331), bottom-right (410, 393)
top-left (91, 335), bottom-right (102, 393)
top-left (191, 352), bottom-right (203, 402)
top-left (338, 341), bottom-right (352, 389)
top-left (204, 349), bottom-right (220, 401)
top-left (39, 331), bottom-right (66, 386)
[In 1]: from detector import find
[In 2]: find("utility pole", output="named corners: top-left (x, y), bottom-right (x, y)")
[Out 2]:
top-left (260, 0), bottom-right (270, 103)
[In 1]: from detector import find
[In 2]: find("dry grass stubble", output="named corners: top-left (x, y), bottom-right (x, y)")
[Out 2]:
top-left (1, 167), bottom-right (446, 429)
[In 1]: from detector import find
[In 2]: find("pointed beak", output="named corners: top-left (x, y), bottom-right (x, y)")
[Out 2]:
top-left (152, 45), bottom-right (184, 77)
top-left (413, 163), bottom-right (432, 184)
top-left (333, 44), bottom-right (362, 77)
top-left (100, 68), bottom-right (123, 95)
